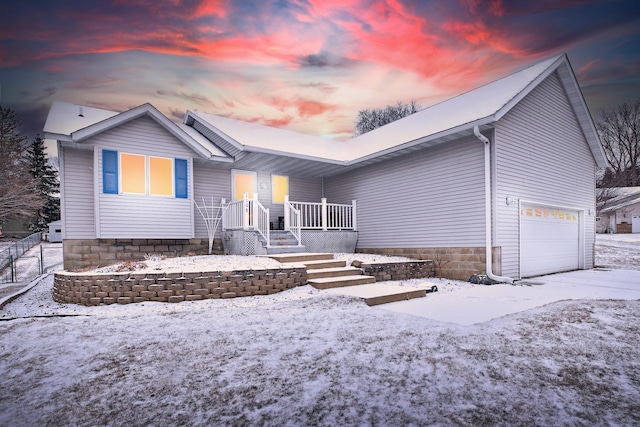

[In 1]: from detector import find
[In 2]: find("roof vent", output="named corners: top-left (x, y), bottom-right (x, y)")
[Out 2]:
top-left (78, 107), bottom-right (84, 117)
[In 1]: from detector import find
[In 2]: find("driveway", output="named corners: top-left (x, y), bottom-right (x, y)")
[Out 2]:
top-left (377, 269), bottom-right (640, 325)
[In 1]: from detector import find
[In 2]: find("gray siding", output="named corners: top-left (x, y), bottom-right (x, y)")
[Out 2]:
top-left (89, 116), bottom-right (196, 158)
top-left (192, 163), bottom-right (323, 237)
top-left (324, 136), bottom-right (486, 248)
top-left (254, 172), bottom-right (322, 228)
top-left (494, 71), bottom-right (597, 277)
top-left (61, 148), bottom-right (95, 238)
top-left (90, 116), bottom-right (197, 238)
top-left (193, 162), bottom-right (231, 239)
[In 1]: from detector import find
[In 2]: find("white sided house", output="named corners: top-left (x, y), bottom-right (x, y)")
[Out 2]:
top-left (597, 187), bottom-right (640, 233)
top-left (45, 54), bottom-right (607, 280)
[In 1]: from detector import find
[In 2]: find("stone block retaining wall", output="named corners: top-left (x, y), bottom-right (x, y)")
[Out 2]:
top-left (63, 238), bottom-right (222, 271)
top-left (53, 267), bottom-right (307, 306)
top-left (358, 261), bottom-right (435, 282)
top-left (355, 247), bottom-right (501, 281)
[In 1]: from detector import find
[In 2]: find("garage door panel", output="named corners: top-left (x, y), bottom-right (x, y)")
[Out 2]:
top-left (521, 205), bottom-right (580, 277)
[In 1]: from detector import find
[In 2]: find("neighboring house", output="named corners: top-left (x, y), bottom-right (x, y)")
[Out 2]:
top-left (597, 187), bottom-right (640, 233)
top-left (44, 54), bottom-right (607, 280)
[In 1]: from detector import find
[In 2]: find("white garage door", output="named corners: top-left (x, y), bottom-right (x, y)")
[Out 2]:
top-left (633, 215), bottom-right (640, 233)
top-left (520, 204), bottom-right (580, 277)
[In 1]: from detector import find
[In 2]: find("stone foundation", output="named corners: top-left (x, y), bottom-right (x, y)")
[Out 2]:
top-left (53, 266), bottom-right (307, 306)
top-left (355, 247), bottom-right (501, 281)
top-left (358, 260), bottom-right (435, 282)
top-left (62, 238), bottom-right (222, 271)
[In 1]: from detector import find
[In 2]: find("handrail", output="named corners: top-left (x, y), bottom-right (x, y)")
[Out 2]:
top-left (284, 196), bottom-right (302, 246)
top-left (251, 195), bottom-right (270, 246)
top-left (221, 194), bottom-right (270, 245)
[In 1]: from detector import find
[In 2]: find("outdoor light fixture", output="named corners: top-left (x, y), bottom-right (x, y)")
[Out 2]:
top-left (505, 196), bottom-right (518, 206)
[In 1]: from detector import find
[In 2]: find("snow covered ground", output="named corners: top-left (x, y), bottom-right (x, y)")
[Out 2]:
top-left (1, 235), bottom-right (639, 426)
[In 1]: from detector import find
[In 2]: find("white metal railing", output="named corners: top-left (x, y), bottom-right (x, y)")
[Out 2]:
top-left (284, 196), bottom-right (302, 246)
top-left (222, 193), bottom-right (270, 245)
top-left (252, 195), bottom-right (270, 245)
top-left (286, 197), bottom-right (357, 231)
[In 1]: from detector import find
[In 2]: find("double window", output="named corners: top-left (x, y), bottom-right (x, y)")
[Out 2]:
top-left (102, 150), bottom-right (188, 198)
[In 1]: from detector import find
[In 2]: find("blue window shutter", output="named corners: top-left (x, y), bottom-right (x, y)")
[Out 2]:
top-left (103, 150), bottom-right (118, 194)
top-left (175, 158), bottom-right (188, 198)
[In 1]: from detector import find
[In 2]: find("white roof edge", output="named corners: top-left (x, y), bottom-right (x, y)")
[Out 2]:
top-left (493, 54), bottom-right (608, 169)
top-left (557, 57), bottom-right (609, 169)
top-left (44, 132), bottom-right (72, 142)
top-left (185, 110), bottom-right (247, 152)
top-left (347, 117), bottom-right (496, 165)
top-left (244, 144), bottom-right (347, 165)
top-left (71, 104), bottom-right (222, 160)
top-left (493, 55), bottom-right (567, 121)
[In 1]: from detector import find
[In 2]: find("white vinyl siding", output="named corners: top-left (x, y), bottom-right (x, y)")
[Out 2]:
top-left (192, 163), bottom-right (323, 238)
top-left (193, 163), bottom-right (231, 240)
top-left (494, 71), bottom-right (597, 278)
top-left (255, 172), bottom-right (322, 228)
top-left (89, 116), bottom-right (196, 238)
top-left (61, 148), bottom-right (95, 238)
top-left (325, 136), bottom-right (486, 248)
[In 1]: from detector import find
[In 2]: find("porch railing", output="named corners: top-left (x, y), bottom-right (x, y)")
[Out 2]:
top-left (284, 196), bottom-right (301, 246)
top-left (287, 197), bottom-right (357, 231)
top-left (222, 193), bottom-right (270, 245)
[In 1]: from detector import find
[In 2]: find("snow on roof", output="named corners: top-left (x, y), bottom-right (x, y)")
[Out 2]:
top-left (346, 56), bottom-right (562, 159)
top-left (189, 55), bottom-right (566, 163)
top-left (187, 111), bottom-right (349, 162)
top-left (43, 101), bottom-right (118, 136)
top-left (600, 187), bottom-right (640, 213)
top-left (44, 101), bottom-right (229, 160)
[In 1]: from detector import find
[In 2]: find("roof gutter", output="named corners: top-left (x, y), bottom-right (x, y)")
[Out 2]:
top-left (474, 125), bottom-right (516, 284)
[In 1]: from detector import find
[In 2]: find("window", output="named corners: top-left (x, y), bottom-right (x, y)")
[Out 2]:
top-left (149, 156), bottom-right (173, 196)
top-left (271, 174), bottom-right (289, 204)
top-left (102, 150), bottom-right (188, 198)
top-left (121, 153), bottom-right (146, 194)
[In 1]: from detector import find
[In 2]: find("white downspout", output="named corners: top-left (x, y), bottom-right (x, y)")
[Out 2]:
top-left (474, 126), bottom-right (516, 284)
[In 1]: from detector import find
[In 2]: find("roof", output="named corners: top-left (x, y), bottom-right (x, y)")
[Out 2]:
top-left (45, 54), bottom-right (607, 173)
top-left (186, 54), bottom-right (608, 169)
top-left (599, 187), bottom-right (640, 213)
top-left (44, 101), bottom-right (230, 161)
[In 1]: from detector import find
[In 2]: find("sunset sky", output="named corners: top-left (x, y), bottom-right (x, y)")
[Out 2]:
top-left (1, 0), bottom-right (639, 141)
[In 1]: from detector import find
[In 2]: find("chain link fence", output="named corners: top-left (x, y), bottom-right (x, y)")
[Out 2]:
top-left (0, 232), bottom-right (43, 284)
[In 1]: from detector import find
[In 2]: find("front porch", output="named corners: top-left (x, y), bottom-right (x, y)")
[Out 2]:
top-left (219, 194), bottom-right (358, 255)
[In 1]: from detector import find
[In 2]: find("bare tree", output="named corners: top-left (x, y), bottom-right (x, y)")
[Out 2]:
top-left (596, 99), bottom-right (640, 187)
top-left (0, 106), bottom-right (44, 224)
top-left (353, 100), bottom-right (420, 136)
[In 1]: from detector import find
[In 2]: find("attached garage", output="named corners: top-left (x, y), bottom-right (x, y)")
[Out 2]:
top-left (520, 203), bottom-right (583, 277)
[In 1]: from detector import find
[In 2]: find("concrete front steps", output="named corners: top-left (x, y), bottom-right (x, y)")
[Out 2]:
top-left (268, 252), bottom-right (427, 306)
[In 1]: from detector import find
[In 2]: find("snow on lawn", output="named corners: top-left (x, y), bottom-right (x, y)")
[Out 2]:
top-left (1, 238), bottom-right (640, 425)
top-left (595, 232), bottom-right (640, 270)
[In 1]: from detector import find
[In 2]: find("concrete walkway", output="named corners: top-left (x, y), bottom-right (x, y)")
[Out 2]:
top-left (377, 269), bottom-right (640, 326)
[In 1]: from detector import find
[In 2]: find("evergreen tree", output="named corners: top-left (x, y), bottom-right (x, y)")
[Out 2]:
top-left (26, 135), bottom-right (60, 230)
top-left (0, 106), bottom-right (44, 224)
